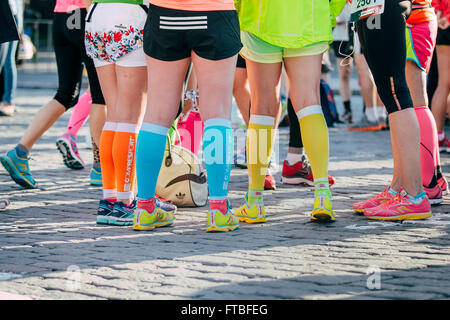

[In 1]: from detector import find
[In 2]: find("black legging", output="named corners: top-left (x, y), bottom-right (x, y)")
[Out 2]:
top-left (52, 9), bottom-right (105, 109)
top-left (288, 98), bottom-right (303, 149)
top-left (287, 82), bottom-right (331, 148)
top-left (356, 0), bottom-right (414, 114)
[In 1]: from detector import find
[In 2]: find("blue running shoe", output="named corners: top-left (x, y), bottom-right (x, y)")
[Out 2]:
top-left (109, 200), bottom-right (136, 226)
top-left (96, 199), bottom-right (115, 224)
top-left (90, 167), bottom-right (102, 186)
top-left (0, 149), bottom-right (38, 189)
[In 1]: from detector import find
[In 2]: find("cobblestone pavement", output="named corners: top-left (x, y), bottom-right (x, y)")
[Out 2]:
top-left (0, 83), bottom-right (450, 300)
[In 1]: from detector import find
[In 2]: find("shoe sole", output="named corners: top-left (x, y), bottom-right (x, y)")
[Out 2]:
top-left (56, 139), bottom-right (84, 170)
top-left (428, 197), bottom-right (443, 206)
top-left (311, 209), bottom-right (335, 222)
top-left (236, 216), bottom-right (267, 224)
top-left (206, 224), bottom-right (239, 232)
top-left (353, 208), bottom-right (365, 215)
top-left (133, 219), bottom-right (175, 231)
top-left (281, 176), bottom-right (314, 187)
top-left (96, 216), bottom-right (133, 226)
top-left (90, 180), bottom-right (103, 186)
top-left (365, 212), bottom-right (432, 221)
top-left (0, 156), bottom-right (38, 189)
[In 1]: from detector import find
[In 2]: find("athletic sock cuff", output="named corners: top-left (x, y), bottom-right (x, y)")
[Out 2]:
top-left (103, 122), bottom-right (117, 131)
top-left (116, 123), bottom-right (140, 134)
top-left (204, 118), bottom-right (232, 128)
top-left (140, 122), bottom-right (169, 136)
top-left (249, 115), bottom-right (275, 126)
top-left (296, 105), bottom-right (323, 120)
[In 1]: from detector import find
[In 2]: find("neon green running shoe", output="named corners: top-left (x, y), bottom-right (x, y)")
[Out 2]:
top-left (133, 200), bottom-right (175, 231)
top-left (234, 192), bottom-right (266, 224)
top-left (206, 201), bottom-right (240, 232)
top-left (311, 188), bottom-right (335, 222)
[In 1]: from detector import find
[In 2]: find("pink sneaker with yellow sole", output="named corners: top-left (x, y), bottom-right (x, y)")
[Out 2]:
top-left (364, 189), bottom-right (432, 221)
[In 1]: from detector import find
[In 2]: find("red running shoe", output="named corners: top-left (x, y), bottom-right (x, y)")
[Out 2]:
top-left (281, 156), bottom-right (335, 187)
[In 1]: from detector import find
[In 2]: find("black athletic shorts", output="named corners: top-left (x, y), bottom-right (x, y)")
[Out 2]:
top-left (436, 27), bottom-right (450, 46)
top-left (144, 4), bottom-right (242, 61)
top-left (332, 40), bottom-right (354, 59)
top-left (236, 54), bottom-right (246, 68)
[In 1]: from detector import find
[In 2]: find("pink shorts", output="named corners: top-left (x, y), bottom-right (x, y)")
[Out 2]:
top-left (406, 19), bottom-right (438, 73)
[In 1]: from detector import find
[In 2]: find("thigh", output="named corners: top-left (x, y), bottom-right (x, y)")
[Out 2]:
top-left (192, 52), bottom-right (238, 120)
top-left (145, 55), bottom-right (190, 126)
top-left (284, 54), bottom-right (323, 111)
top-left (245, 59), bottom-right (282, 117)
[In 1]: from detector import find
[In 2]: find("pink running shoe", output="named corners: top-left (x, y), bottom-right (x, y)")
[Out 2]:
top-left (56, 133), bottom-right (85, 170)
top-left (352, 187), bottom-right (395, 214)
top-left (423, 184), bottom-right (443, 205)
top-left (364, 189), bottom-right (432, 221)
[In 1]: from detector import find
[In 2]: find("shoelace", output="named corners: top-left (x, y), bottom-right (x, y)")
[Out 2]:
top-left (381, 192), bottom-right (409, 208)
top-left (372, 188), bottom-right (392, 200)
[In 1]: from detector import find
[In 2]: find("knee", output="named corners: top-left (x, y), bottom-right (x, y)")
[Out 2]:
top-left (54, 89), bottom-right (80, 110)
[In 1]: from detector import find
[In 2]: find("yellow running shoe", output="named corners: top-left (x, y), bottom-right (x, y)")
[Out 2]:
top-left (234, 192), bottom-right (266, 223)
top-left (133, 202), bottom-right (175, 231)
top-left (311, 189), bottom-right (335, 222)
top-left (206, 202), bottom-right (240, 232)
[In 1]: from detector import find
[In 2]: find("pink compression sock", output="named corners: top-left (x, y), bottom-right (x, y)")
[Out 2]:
top-left (66, 91), bottom-right (92, 138)
top-left (414, 106), bottom-right (439, 187)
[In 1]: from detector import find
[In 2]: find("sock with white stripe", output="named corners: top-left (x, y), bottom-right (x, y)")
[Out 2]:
top-left (296, 105), bottom-right (330, 192)
top-left (113, 123), bottom-right (139, 202)
top-left (100, 122), bottom-right (117, 201)
top-left (247, 115), bottom-right (275, 206)
top-left (203, 118), bottom-right (234, 214)
top-left (136, 122), bottom-right (169, 202)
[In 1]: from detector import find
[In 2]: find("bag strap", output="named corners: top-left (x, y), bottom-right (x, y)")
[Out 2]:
top-left (165, 125), bottom-right (181, 166)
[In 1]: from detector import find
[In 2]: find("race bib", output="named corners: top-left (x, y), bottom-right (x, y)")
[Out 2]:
top-left (350, 0), bottom-right (385, 22)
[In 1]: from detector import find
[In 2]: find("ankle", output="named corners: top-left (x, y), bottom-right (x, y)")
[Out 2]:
top-left (15, 144), bottom-right (29, 158)
top-left (137, 197), bottom-right (155, 211)
top-left (209, 198), bottom-right (228, 215)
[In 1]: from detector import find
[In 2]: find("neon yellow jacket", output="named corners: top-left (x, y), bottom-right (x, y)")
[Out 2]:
top-left (235, 0), bottom-right (347, 48)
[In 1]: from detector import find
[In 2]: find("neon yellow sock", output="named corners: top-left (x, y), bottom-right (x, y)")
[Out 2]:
top-left (297, 105), bottom-right (329, 184)
top-left (247, 115), bottom-right (275, 205)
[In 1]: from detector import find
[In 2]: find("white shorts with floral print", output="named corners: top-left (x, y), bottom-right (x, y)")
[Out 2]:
top-left (85, 3), bottom-right (147, 67)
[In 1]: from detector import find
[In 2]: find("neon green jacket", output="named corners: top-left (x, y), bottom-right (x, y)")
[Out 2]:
top-left (235, 0), bottom-right (347, 49)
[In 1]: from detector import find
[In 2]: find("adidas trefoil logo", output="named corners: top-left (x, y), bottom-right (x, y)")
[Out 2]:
top-left (176, 192), bottom-right (186, 200)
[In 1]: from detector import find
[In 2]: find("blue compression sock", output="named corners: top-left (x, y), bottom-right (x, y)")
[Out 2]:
top-left (136, 123), bottom-right (169, 200)
top-left (202, 118), bottom-right (233, 200)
